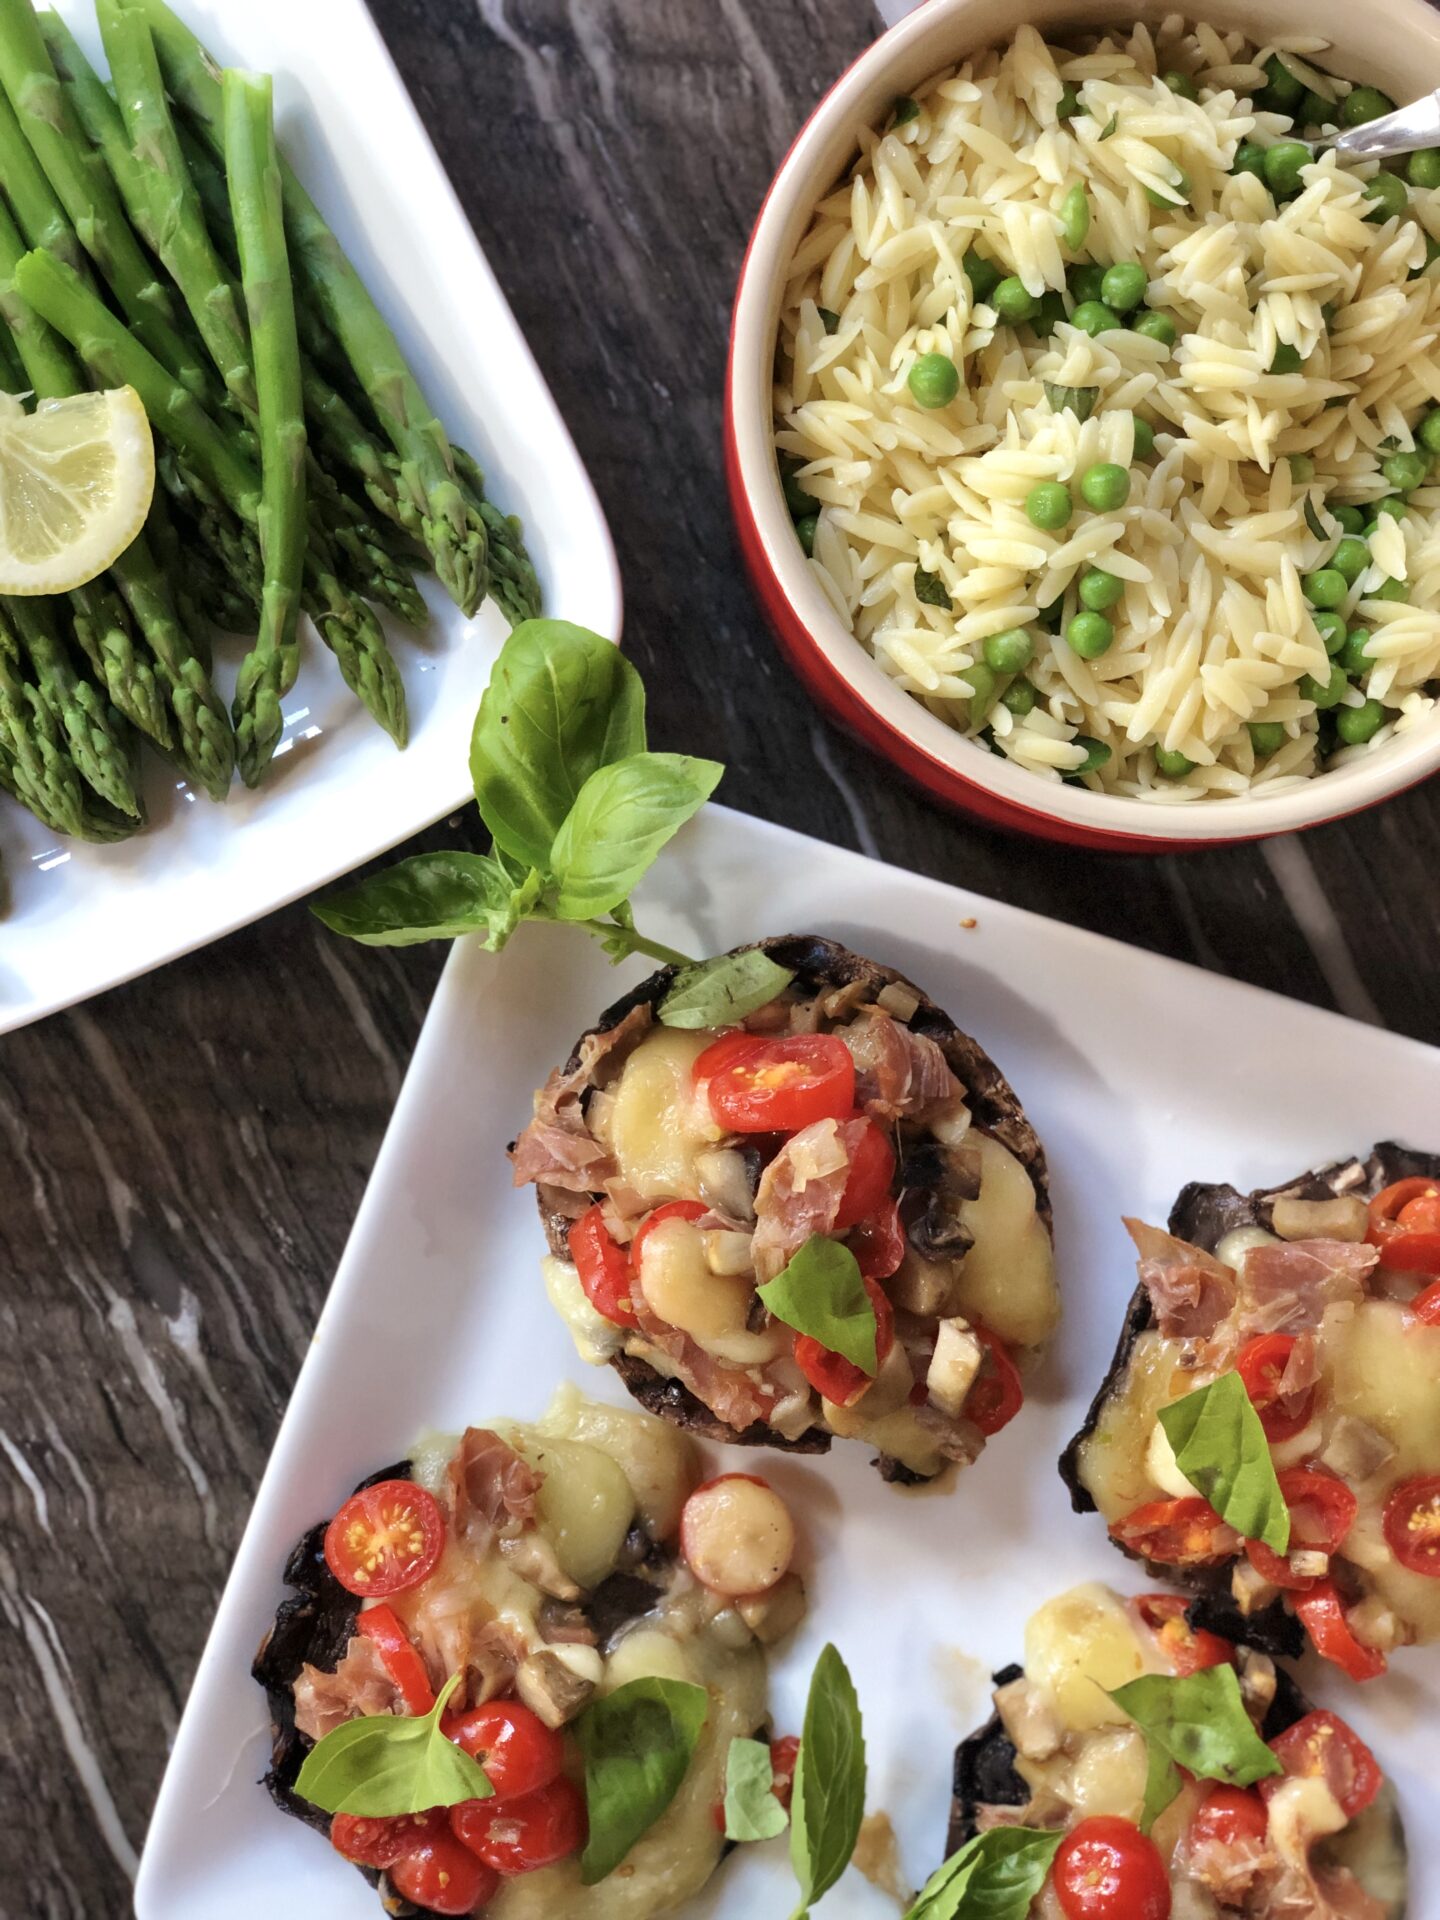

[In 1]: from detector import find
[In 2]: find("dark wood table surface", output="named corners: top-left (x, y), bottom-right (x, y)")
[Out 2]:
top-left (3, 2), bottom-right (1438, 1914)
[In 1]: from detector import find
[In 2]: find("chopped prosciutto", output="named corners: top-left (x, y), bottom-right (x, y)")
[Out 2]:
top-left (293, 1633), bottom-right (403, 1742)
top-left (447, 1427), bottom-right (543, 1544)
top-left (841, 1011), bottom-right (959, 1122)
top-left (1236, 1240), bottom-right (1379, 1339)
top-left (1183, 1830), bottom-right (1274, 1906)
top-left (750, 1116), bottom-right (869, 1284)
top-left (1277, 1330), bottom-right (1320, 1401)
top-left (402, 1579), bottom-right (526, 1708)
top-left (626, 1284), bottom-right (784, 1432)
top-left (509, 1005), bottom-right (653, 1204)
top-left (1126, 1219), bottom-right (1237, 1339)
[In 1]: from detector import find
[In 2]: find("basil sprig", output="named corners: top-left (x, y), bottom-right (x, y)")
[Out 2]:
top-left (659, 949), bottom-right (796, 1029)
top-left (313, 621), bottom-right (718, 967)
top-left (758, 1237), bottom-right (879, 1376)
top-left (1109, 1664), bottom-right (1283, 1829)
top-left (293, 1672), bottom-right (493, 1816)
top-left (904, 1827), bottom-right (1064, 1919)
top-left (724, 1735), bottom-right (789, 1842)
top-left (787, 1644), bottom-right (867, 1920)
top-left (1158, 1371), bottom-right (1291, 1553)
top-left (1043, 383), bottom-right (1099, 422)
top-left (574, 1676), bottom-right (709, 1885)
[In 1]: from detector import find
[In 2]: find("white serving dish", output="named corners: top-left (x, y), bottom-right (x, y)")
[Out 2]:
top-left (136, 804), bottom-right (1439, 1918)
top-left (0, 0), bottom-right (619, 1035)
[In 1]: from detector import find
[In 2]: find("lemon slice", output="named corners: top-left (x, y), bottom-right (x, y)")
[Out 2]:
top-left (0, 387), bottom-right (155, 594)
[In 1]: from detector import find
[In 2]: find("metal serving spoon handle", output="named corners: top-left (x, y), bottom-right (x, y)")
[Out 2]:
top-left (1327, 90), bottom-right (1440, 158)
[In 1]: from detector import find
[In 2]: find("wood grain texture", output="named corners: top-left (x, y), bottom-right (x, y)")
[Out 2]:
top-left (0, 1), bottom-right (1436, 1915)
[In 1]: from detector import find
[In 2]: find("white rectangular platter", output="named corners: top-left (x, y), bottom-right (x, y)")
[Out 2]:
top-left (136, 805), bottom-right (1440, 1918)
top-left (0, 0), bottom-right (619, 1036)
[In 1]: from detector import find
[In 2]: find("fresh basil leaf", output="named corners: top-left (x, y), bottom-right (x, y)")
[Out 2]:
top-left (915, 565), bottom-right (951, 607)
top-left (892, 94), bottom-right (920, 126)
top-left (575, 1677), bottom-right (709, 1885)
top-left (469, 619), bottom-right (646, 870)
top-left (311, 851), bottom-right (544, 949)
top-left (659, 951), bottom-right (795, 1029)
top-left (758, 1237), bottom-right (878, 1375)
top-left (818, 306), bottom-right (841, 334)
top-left (1110, 1665), bottom-right (1284, 1822)
top-left (905, 1827), bottom-right (1064, 1919)
top-left (788, 1644), bottom-right (866, 1918)
top-left (1158, 1371), bottom-right (1290, 1553)
top-left (1304, 493), bottom-right (1330, 541)
top-left (724, 1736), bottom-right (788, 1843)
top-left (549, 752), bottom-right (723, 922)
top-left (294, 1673), bottom-right (492, 1816)
top-left (1043, 382), bottom-right (1099, 422)
top-left (1099, 111), bottom-right (1119, 140)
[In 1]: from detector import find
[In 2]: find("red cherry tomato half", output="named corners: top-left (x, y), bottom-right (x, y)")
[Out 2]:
top-left (357, 1604), bottom-right (435, 1714)
top-left (1382, 1475), bottom-right (1440, 1576)
top-left (451, 1774), bottom-right (587, 1875)
top-left (1412, 1279), bottom-right (1440, 1326)
top-left (1293, 1581), bottom-right (1388, 1682)
top-left (324, 1481), bottom-right (445, 1599)
top-left (390, 1831), bottom-right (499, 1914)
top-left (793, 1276), bottom-right (894, 1406)
top-left (833, 1122), bottom-right (896, 1229)
top-left (330, 1809), bottom-right (441, 1869)
top-left (1235, 1333), bottom-right (1315, 1443)
top-left (1266, 1709), bottom-right (1383, 1819)
top-left (442, 1699), bottom-right (566, 1801)
top-left (1367, 1179), bottom-right (1440, 1274)
top-left (966, 1326), bottom-right (1024, 1437)
top-left (1111, 1497), bottom-right (1230, 1569)
top-left (630, 1200), bottom-right (708, 1276)
top-left (1188, 1785), bottom-right (1270, 1850)
top-left (850, 1198), bottom-right (906, 1281)
top-left (1245, 1466), bottom-right (1357, 1591)
top-left (1052, 1815), bottom-right (1172, 1920)
top-left (697, 1033), bottom-right (855, 1134)
top-left (769, 1735), bottom-right (800, 1812)
top-left (568, 1206), bottom-right (638, 1329)
top-left (1133, 1593), bottom-right (1234, 1676)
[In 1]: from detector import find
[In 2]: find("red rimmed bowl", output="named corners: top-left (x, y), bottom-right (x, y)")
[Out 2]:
top-left (725, 0), bottom-right (1440, 852)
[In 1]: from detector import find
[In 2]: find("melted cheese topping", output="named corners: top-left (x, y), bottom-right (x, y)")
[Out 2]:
top-left (954, 1132), bottom-right (1059, 1350)
top-left (591, 1027), bottom-right (719, 1205)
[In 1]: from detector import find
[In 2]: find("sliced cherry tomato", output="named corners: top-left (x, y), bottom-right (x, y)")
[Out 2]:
top-left (1412, 1279), bottom-right (1440, 1325)
top-left (1367, 1178), bottom-right (1440, 1274)
top-left (1133, 1594), bottom-right (1234, 1676)
top-left (1382, 1475), bottom-right (1440, 1576)
top-left (1052, 1815), bottom-right (1172, 1920)
top-left (442, 1699), bottom-right (566, 1800)
top-left (850, 1198), bottom-right (906, 1281)
top-left (1245, 1466), bottom-right (1357, 1590)
top-left (966, 1326), bottom-right (1024, 1436)
top-left (1188, 1785), bottom-right (1270, 1849)
top-left (324, 1481), bottom-right (445, 1598)
top-left (793, 1275), bottom-right (894, 1406)
top-left (1111, 1497), bottom-right (1230, 1568)
top-left (568, 1205), bottom-right (638, 1329)
top-left (833, 1122), bottom-right (896, 1229)
top-left (1293, 1581), bottom-right (1388, 1682)
top-left (451, 1774), bottom-right (587, 1875)
top-left (697, 1033), bottom-right (855, 1133)
top-left (630, 1199), bottom-right (708, 1275)
top-left (357, 1603), bottom-right (435, 1714)
top-left (1235, 1333), bottom-right (1315, 1443)
top-left (1266, 1709), bottom-right (1383, 1818)
top-left (330, 1809), bottom-right (441, 1869)
top-left (769, 1734), bottom-right (800, 1812)
top-left (390, 1831), bottom-right (498, 1914)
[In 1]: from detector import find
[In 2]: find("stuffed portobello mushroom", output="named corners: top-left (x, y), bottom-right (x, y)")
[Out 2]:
top-left (510, 935), bottom-right (1056, 1483)
top-left (254, 1387), bottom-right (804, 1917)
top-left (948, 1582), bottom-right (1407, 1920)
top-left (1062, 1145), bottom-right (1440, 1683)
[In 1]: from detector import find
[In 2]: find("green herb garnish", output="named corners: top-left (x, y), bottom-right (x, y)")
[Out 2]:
top-left (1158, 1371), bottom-right (1291, 1553)
top-left (915, 565), bottom-right (952, 607)
top-left (574, 1677), bottom-right (709, 1884)
top-left (905, 1827), bottom-right (1065, 1918)
top-left (787, 1644), bottom-right (866, 1920)
top-left (1109, 1664), bottom-right (1284, 1830)
top-left (1043, 382), bottom-right (1099, 421)
top-left (294, 1673), bottom-right (493, 1816)
top-left (1304, 493), bottom-right (1331, 541)
top-left (724, 1736), bottom-right (790, 1842)
top-left (1099, 111), bottom-right (1120, 140)
top-left (758, 1237), bottom-right (879, 1376)
top-left (660, 950), bottom-right (796, 1029)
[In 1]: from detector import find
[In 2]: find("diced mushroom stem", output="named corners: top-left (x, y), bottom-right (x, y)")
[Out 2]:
top-left (1319, 1415), bottom-right (1396, 1483)
top-left (1231, 1560), bottom-right (1282, 1615)
top-left (1270, 1195), bottom-right (1369, 1242)
top-left (1237, 1649), bottom-right (1277, 1719)
top-left (927, 1317), bottom-right (984, 1419)
top-left (736, 1570), bottom-right (809, 1644)
top-left (515, 1646), bottom-right (602, 1728)
top-left (993, 1675), bottom-right (1063, 1762)
top-left (1290, 1550), bottom-right (1331, 1581)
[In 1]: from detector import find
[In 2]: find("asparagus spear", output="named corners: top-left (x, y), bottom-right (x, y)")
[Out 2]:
top-left (3, 593), bottom-right (141, 816)
top-left (0, 81), bottom-right (86, 278)
top-left (135, 0), bottom-right (489, 617)
top-left (0, 606), bottom-right (84, 833)
top-left (451, 446), bottom-right (541, 627)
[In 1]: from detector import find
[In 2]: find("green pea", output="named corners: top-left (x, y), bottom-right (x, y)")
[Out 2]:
top-left (993, 276), bottom-right (1040, 324)
top-left (963, 252), bottom-right (1001, 302)
top-left (1154, 746), bottom-right (1195, 777)
top-left (1372, 577), bottom-right (1408, 601)
top-left (1060, 183), bottom-right (1090, 250)
top-left (1071, 300), bottom-right (1120, 337)
top-left (1101, 262), bottom-right (1147, 313)
top-left (1298, 90), bottom-right (1336, 129)
top-left (1026, 481), bottom-right (1073, 531)
top-left (1068, 263), bottom-right (1107, 304)
top-left (1330, 537), bottom-right (1370, 585)
top-left (1287, 453), bottom-right (1316, 483)
top-left (1332, 503), bottom-right (1367, 535)
top-left (1270, 343), bottom-right (1304, 374)
top-left (1067, 610), bottom-right (1115, 657)
top-left (1335, 697), bottom-right (1386, 744)
top-left (1418, 408), bottom-right (1440, 454)
top-left (1341, 85), bottom-right (1396, 128)
top-left (1364, 171), bottom-right (1409, 224)
top-left (892, 95), bottom-right (921, 126)
top-left (1408, 149), bottom-right (1440, 190)
top-left (1313, 609), bottom-right (1348, 653)
top-left (1144, 171), bottom-right (1190, 208)
top-left (1058, 86), bottom-right (1083, 121)
top-left (1070, 735), bottom-right (1112, 775)
top-left (1368, 495), bottom-right (1408, 526)
top-left (1032, 291), bottom-right (1068, 339)
top-left (1132, 416), bottom-right (1157, 460)
top-left (908, 352), bottom-right (960, 409)
top-left (1232, 140), bottom-right (1268, 181)
top-left (1247, 719), bottom-right (1287, 755)
top-left (1001, 678), bottom-right (1038, 715)
top-left (983, 627), bottom-right (1035, 673)
top-left (964, 660), bottom-right (997, 713)
top-left (1339, 628), bottom-right (1373, 675)
top-left (1382, 448), bottom-right (1427, 492)
top-left (1038, 598), bottom-right (1066, 633)
top-left (1303, 567), bottom-right (1348, 608)
top-left (1132, 311), bottom-right (1177, 350)
top-left (781, 458), bottom-right (818, 518)
top-left (795, 513), bottom-right (818, 556)
top-left (1259, 55), bottom-right (1306, 113)
top-left (1263, 141), bottom-right (1312, 199)
top-left (1299, 661), bottom-right (1348, 708)
top-left (1079, 566), bottom-right (1125, 610)
top-left (1079, 462), bottom-right (1131, 511)
top-left (1162, 70), bottom-right (1198, 101)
